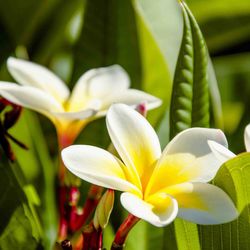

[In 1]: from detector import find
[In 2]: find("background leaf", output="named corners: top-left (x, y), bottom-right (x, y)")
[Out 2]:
top-left (199, 153), bottom-right (250, 250)
top-left (0, 156), bottom-right (41, 249)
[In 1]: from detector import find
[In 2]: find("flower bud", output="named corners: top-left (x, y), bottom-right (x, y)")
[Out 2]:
top-left (135, 102), bottom-right (147, 117)
top-left (61, 239), bottom-right (72, 250)
top-left (93, 189), bottom-right (114, 230)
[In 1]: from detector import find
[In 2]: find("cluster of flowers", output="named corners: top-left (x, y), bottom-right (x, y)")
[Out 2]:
top-left (0, 58), bottom-right (243, 249)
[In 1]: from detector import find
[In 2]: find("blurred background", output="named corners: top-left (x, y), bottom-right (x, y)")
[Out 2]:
top-left (0, 0), bottom-right (250, 248)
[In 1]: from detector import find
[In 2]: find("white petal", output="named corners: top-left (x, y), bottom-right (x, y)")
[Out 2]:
top-left (52, 109), bottom-right (97, 121)
top-left (168, 182), bottom-right (238, 225)
top-left (244, 124), bottom-right (250, 152)
top-left (61, 145), bottom-right (140, 195)
top-left (121, 192), bottom-right (178, 227)
top-left (208, 140), bottom-right (235, 163)
top-left (165, 128), bottom-right (228, 156)
top-left (7, 57), bottom-right (69, 103)
top-left (68, 65), bottom-right (130, 112)
top-left (0, 82), bottom-right (63, 118)
top-left (164, 128), bottom-right (229, 182)
top-left (106, 104), bottom-right (161, 189)
top-left (98, 89), bottom-right (162, 117)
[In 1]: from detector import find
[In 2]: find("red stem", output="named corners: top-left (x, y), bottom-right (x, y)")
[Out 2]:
top-left (58, 186), bottom-right (68, 241)
top-left (58, 132), bottom-right (75, 183)
top-left (111, 214), bottom-right (140, 250)
top-left (57, 132), bottom-right (75, 240)
top-left (72, 185), bottom-right (103, 231)
top-left (82, 224), bottom-right (103, 250)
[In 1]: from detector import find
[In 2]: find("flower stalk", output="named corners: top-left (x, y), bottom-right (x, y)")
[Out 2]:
top-left (72, 185), bottom-right (103, 231)
top-left (111, 214), bottom-right (140, 250)
top-left (82, 224), bottom-right (103, 250)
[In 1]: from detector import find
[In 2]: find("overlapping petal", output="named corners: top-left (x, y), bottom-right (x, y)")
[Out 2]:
top-left (208, 140), bottom-right (235, 164)
top-left (98, 89), bottom-right (162, 117)
top-left (163, 182), bottom-right (238, 225)
top-left (68, 65), bottom-right (130, 112)
top-left (62, 145), bottom-right (141, 196)
top-left (106, 104), bottom-right (161, 190)
top-left (52, 109), bottom-right (97, 121)
top-left (146, 128), bottom-right (229, 196)
top-left (121, 192), bottom-right (178, 227)
top-left (7, 57), bottom-right (69, 103)
top-left (164, 128), bottom-right (227, 181)
top-left (0, 82), bottom-right (63, 119)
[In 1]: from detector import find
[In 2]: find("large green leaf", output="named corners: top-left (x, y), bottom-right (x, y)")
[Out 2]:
top-left (185, 4), bottom-right (209, 128)
top-left (167, 2), bottom-right (215, 249)
top-left (0, 0), bottom-right (59, 46)
top-left (170, 2), bottom-right (210, 138)
top-left (10, 111), bottom-right (58, 250)
top-left (135, 12), bottom-right (172, 126)
top-left (133, 0), bottom-right (183, 76)
top-left (199, 153), bottom-right (250, 250)
top-left (0, 22), bottom-right (14, 65)
top-left (71, 0), bottom-right (142, 89)
top-left (0, 156), bottom-right (41, 249)
top-left (169, 4), bottom-right (193, 138)
top-left (32, 0), bottom-right (83, 64)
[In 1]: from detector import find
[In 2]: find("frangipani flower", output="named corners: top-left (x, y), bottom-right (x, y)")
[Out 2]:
top-left (0, 58), bottom-right (161, 140)
top-left (244, 124), bottom-right (250, 152)
top-left (208, 124), bottom-right (250, 164)
top-left (62, 104), bottom-right (238, 227)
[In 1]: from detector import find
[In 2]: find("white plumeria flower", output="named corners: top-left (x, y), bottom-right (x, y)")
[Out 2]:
top-left (208, 123), bottom-right (250, 165)
top-left (244, 124), bottom-right (250, 152)
top-left (62, 104), bottom-right (238, 227)
top-left (0, 57), bottom-right (161, 140)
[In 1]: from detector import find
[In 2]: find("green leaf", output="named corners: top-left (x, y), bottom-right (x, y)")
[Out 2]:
top-left (167, 2), bottom-right (216, 249)
top-left (0, 206), bottom-right (41, 250)
top-left (170, 2), bottom-right (210, 138)
top-left (0, 0), bottom-right (59, 46)
top-left (199, 152), bottom-right (250, 250)
top-left (10, 111), bottom-right (58, 250)
top-left (0, 157), bottom-right (40, 249)
top-left (33, 0), bottom-right (83, 64)
top-left (133, 0), bottom-right (183, 76)
top-left (169, 4), bottom-right (193, 138)
top-left (125, 221), bottom-right (147, 250)
top-left (71, 0), bottom-right (142, 89)
top-left (0, 22), bottom-right (14, 65)
top-left (185, 4), bottom-right (209, 128)
top-left (186, 0), bottom-right (250, 53)
top-left (135, 12), bottom-right (172, 126)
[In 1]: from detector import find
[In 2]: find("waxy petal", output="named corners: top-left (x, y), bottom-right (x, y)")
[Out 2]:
top-left (52, 109), bottom-right (97, 120)
top-left (121, 192), bottom-right (178, 227)
top-left (208, 140), bottom-right (235, 164)
top-left (244, 124), bottom-right (250, 152)
top-left (106, 104), bottom-right (161, 190)
top-left (164, 128), bottom-right (228, 157)
top-left (98, 89), bottom-right (162, 117)
top-left (146, 153), bottom-right (200, 196)
top-left (7, 57), bottom-right (69, 103)
top-left (62, 145), bottom-right (141, 196)
top-left (165, 182), bottom-right (238, 225)
top-left (69, 65), bottom-right (130, 112)
top-left (146, 128), bottom-right (228, 196)
top-left (164, 128), bottom-right (228, 182)
top-left (0, 83), bottom-right (63, 119)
